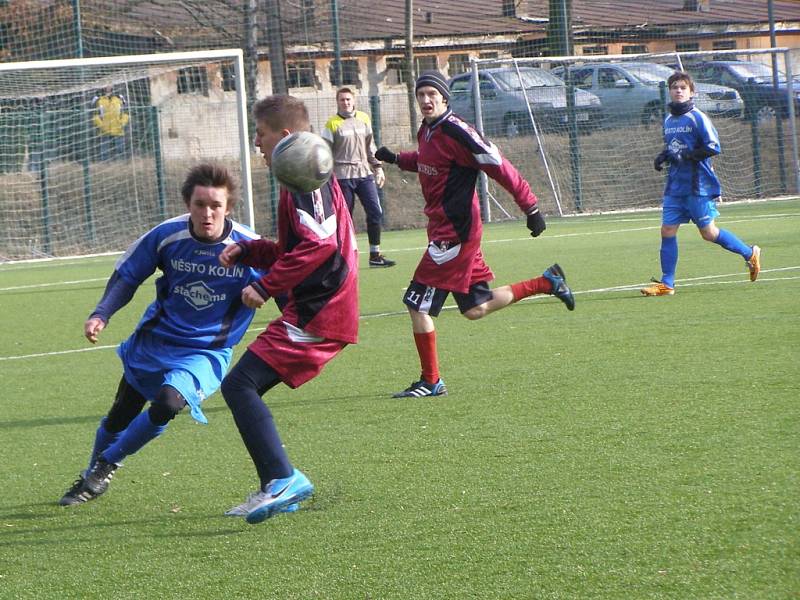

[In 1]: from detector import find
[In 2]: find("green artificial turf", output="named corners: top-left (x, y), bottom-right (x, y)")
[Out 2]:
top-left (1, 199), bottom-right (798, 599)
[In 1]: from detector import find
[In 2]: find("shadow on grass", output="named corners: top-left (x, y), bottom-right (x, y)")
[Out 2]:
top-left (0, 391), bottom-right (386, 431)
top-left (0, 509), bottom-right (265, 546)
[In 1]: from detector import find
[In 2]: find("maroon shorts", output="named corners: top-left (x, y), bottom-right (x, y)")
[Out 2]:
top-left (248, 318), bottom-right (348, 389)
top-left (412, 239), bottom-right (494, 294)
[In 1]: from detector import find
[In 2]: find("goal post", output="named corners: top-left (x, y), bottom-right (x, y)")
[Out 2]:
top-left (0, 49), bottom-right (254, 261)
top-left (462, 47), bottom-right (800, 220)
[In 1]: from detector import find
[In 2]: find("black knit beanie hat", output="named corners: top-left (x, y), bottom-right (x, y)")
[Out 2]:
top-left (415, 70), bottom-right (450, 101)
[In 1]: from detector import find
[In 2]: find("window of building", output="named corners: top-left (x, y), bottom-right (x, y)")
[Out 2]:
top-left (712, 40), bottom-right (736, 51)
top-left (448, 54), bottom-right (471, 76)
top-left (676, 42), bottom-right (700, 53)
top-left (221, 63), bottom-right (236, 92)
top-left (386, 56), bottom-right (438, 84)
top-left (386, 57), bottom-right (407, 85)
top-left (502, 0), bottom-right (516, 17)
top-left (329, 59), bottom-right (360, 87)
top-left (621, 45), bottom-right (647, 55)
top-left (177, 67), bottom-right (208, 95)
top-left (287, 61), bottom-right (316, 89)
top-left (582, 45), bottom-right (608, 56)
top-left (415, 55), bottom-right (438, 75)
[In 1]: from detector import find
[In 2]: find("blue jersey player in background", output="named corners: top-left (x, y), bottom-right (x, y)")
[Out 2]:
top-left (643, 71), bottom-right (761, 296)
top-left (59, 163), bottom-right (261, 506)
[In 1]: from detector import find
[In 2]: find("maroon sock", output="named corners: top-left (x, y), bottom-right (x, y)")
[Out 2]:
top-left (510, 276), bottom-right (552, 302)
top-left (413, 331), bottom-right (439, 383)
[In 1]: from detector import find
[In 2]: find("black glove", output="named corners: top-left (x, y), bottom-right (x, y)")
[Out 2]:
top-left (375, 146), bottom-right (397, 165)
top-left (654, 150), bottom-right (670, 172)
top-left (526, 207), bottom-right (546, 238)
top-left (680, 147), bottom-right (715, 162)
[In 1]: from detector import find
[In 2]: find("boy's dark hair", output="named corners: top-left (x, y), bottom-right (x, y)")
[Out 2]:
top-left (336, 87), bottom-right (354, 99)
top-left (181, 162), bottom-right (238, 209)
top-left (253, 95), bottom-right (311, 133)
top-left (668, 71), bottom-right (695, 92)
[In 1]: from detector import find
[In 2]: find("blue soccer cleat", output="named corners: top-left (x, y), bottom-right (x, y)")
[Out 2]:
top-left (542, 263), bottom-right (575, 311)
top-left (224, 491), bottom-right (299, 517)
top-left (392, 378), bottom-right (447, 398)
top-left (245, 469), bottom-right (314, 524)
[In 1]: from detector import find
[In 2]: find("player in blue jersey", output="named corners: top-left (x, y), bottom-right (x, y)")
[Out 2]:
top-left (59, 163), bottom-right (262, 506)
top-left (643, 71), bottom-right (761, 296)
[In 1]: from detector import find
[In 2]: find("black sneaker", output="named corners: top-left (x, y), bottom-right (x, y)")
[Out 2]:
top-left (392, 378), bottom-right (447, 398)
top-left (369, 254), bottom-right (396, 268)
top-left (83, 458), bottom-right (119, 497)
top-left (542, 263), bottom-right (575, 311)
top-left (59, 475), bottom-right (93, 506)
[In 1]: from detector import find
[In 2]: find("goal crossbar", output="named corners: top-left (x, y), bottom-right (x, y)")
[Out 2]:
top-left (0, 49), bottom-right (254, 230)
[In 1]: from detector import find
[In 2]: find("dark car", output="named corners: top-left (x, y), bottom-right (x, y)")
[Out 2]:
top-left (686, 60), bottom-right (800, 122)
top-left (448, 67), bottom-right (603, 137)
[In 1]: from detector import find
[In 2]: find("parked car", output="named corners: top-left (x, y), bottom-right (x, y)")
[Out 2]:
top-left (552, 62), bottom-right (743, 127)
top-left (448, 67), bottom-right (603, 137)
top-left (684, 60), bottom-right (800, 122)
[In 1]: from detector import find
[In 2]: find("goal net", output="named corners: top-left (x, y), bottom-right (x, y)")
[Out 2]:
top-left (463, 47), bottom-right (800, 219)
top-left (0, 49), bottom-right (253, 261)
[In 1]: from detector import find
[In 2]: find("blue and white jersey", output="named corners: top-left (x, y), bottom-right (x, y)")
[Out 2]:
top-left (663, 107), bottom-right (721, 198)
top-left (101, 215), bottom-right (261, 349)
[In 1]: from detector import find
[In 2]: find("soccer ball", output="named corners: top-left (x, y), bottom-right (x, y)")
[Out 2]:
top-left (270, 131), bottom-right (334, 194)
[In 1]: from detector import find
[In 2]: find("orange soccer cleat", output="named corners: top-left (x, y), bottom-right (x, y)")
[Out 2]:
top-left (747, 245), bottom-right (761, 282)
top-left (640, 279), bottom-right (675, 296)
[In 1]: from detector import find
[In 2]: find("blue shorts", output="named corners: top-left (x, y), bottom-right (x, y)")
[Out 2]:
top-left (117, 330), bottom-right (232, 424)
top-left (662, 195), bottom-right (720, 228)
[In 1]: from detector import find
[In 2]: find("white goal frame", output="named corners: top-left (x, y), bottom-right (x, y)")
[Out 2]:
top-left (0, 48), bottom-right (255, 229)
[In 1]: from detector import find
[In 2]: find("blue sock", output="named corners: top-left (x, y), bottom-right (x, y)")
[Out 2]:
top-left (714, 228), bottom-right (752, 259)
top-left (87, 418), bottom-right (120, 473)
top-left (660, 236), bottom-right (678, 288)
top-left (100, 410), bottom-right (167, 465)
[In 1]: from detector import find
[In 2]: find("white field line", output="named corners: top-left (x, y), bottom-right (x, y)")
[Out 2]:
top-left (0, 252), bottom-right (121, 271)
top-left (2, 210), bottom-right (797, 270)
top-left (0, 277), bottom-right (107, 292)
top-left (3, 267), bottom-right (798, 362)
top-left (384, 212), bottom-right (800, 255)
top-left (0, 211), bottom-right (782, 287)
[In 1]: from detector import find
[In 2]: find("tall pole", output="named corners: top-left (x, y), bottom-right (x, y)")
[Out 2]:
top-left (405, 0), bottom-right (417, 140)
top-left (72, 0), bottom-right (96, 245)
top-left (559, 0), bottom-right (582, 212)
top-left (785, 51), bottom-right (800, 194)
top-left (331, 0), bottom-right (343, 87)
top-left (71, 0), bottom-right (84, 58)
top-left (768, 0), bottom-right (788, 192)
top-left (244, 0), bottom-right (259, 141)
top-left (265, 0), bottom-right (288, 94)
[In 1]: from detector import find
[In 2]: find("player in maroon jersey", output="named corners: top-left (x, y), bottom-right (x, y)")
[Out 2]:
top-left (376, 71), bottom-right (574, 398)
top-left (219, 95), bottom-right (358, 522)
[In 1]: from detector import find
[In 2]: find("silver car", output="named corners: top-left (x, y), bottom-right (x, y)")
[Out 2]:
top-left (448, 67), bottom-right (604, 137)
top-left (553, 62), bottom-right (743, 127)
